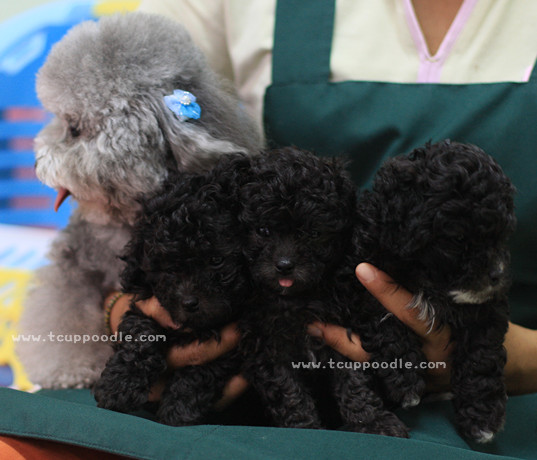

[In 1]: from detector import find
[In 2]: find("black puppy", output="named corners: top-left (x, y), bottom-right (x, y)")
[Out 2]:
top-left (354, 140), bottom-right (516, 442)
top-left (93, 154), bottom-right (251, 426)
top-left (238, 147), bottom-right (408, 436)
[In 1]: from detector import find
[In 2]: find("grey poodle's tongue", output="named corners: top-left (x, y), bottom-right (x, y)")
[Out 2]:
top-left (54, 187), bottom-right (71, 212)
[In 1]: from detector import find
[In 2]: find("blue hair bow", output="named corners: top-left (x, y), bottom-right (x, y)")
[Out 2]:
top-left (164, 89), bottom-right (201, 121)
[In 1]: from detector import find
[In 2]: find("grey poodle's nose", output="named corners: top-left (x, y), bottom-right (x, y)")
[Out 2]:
top-left (182, 296), bottom-right (200, 312)
top-left (275, 258), bottom-right (295, 274)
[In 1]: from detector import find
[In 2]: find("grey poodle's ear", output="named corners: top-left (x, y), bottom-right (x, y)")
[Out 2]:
top-left (149, 93), bottom-right (250, 173)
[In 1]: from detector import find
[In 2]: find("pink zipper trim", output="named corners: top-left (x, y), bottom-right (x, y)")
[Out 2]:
top-left (523, 63), bottom-right (535, 82)
top-left (403, 0), bottom-right (478, 83)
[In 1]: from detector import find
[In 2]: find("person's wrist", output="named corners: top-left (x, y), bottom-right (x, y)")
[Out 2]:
top-left (104, 292), bottom-right (124, 334)
top-left (104, 291), bottom-right (132, 335)
top-left (504, 323), bottom-right (537, 394)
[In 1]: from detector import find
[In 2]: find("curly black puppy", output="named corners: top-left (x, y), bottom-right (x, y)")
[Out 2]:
top-left (238, 147), bottom-right (408, 437)
top-left (93, 154), bottom-right (251, 426)
top-left (354, 140), bottom-right (516, 442)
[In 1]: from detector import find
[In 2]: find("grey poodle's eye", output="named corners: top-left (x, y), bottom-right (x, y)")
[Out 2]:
top-left (69, 125), bottom-right (81, 138)
top-left (257, 227), bottom-right (271, 237)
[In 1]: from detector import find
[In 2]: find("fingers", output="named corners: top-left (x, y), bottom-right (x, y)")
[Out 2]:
top-left (148, 374), bottom-right (249, 408)
top-left (307, 322), bottom-right (370, 362)
top-left (213, 375), bottom-right (250, 411)
top-left (356, 263), bottom-right (444, 341)
top-left (135, 296), bottom-right (179, 330)
top-left (167, 323), bottom-right (241, 367)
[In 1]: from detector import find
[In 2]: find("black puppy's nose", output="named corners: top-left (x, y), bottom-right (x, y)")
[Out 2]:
top-left (489, 269), bottom-right (503, 286)
top-left (182, 296), bottom-right (199, 312)
top-left (276, 258), bottom-right (295, 274)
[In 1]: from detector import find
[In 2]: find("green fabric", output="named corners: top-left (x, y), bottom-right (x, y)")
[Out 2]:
top-left (1, 2), bottom-right (535, 458)
top-left (264, 0), bottom-right (537, 321)
top-left (0, 388), bottom-right (536, 459)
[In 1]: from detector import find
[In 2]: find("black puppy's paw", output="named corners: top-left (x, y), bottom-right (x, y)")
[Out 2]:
top-left (281, 415), bottom-right (323, 430)
top-left (157, 403), bottom-right (199, 427)
top-left (458, 418), bottom-right (504, 444)
top-left (342, 411), bottom-right (409, 438)
top-left (386, 387), bottom-right (422, 409)
top-left (93, 367), bottom-right (151, 412)
top-left (456, 399), bottom-right (505, 443)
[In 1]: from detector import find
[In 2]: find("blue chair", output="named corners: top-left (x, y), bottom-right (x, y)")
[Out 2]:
top-left (0, 1), bottom-right (97, 228)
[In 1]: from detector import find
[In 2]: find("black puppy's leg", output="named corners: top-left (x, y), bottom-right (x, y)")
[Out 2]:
top-left (360, 314), bottom-right (426, 409)
top-left (93, 311), bottom-right (168, 412)
top-left (451, 307), bottom-right (508, 443)
top-left (157, 355), bottom-right (240, 426)
top-left (244, 358), bottom-right (322, 429)
top-left (332, 359), bottom-right (409, 438)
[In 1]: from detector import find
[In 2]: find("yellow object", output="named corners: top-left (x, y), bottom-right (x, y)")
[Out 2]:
top-left (0, 268), bottom-right (34, 390)
top-left (93, 1), bottom-right (141, 17)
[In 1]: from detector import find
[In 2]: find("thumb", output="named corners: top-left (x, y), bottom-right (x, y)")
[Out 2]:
top-left (308, 322), bottom-right (370, 362)
top-left (355, 263), bottom-right (433, 338)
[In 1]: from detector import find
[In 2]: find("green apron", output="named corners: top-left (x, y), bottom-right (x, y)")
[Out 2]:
top-left (0, 3), bottom-right (536, 459)
top-left (264, 0), bottom-right (537, 327)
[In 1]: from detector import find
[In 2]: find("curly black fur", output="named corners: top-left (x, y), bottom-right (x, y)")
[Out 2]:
top-left (93, 154), bottom-right (252, 426)
top-left (237, 147), bottom-right (408, 436)
top-left (354, 140), bottom-right (516, 442)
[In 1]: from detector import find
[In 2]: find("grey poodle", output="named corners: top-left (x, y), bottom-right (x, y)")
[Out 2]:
top-left (16, 12), bottom-right (261, 389)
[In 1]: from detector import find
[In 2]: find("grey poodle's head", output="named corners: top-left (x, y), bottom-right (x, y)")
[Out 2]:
top-left (35, 12), bottom-right (261, 224)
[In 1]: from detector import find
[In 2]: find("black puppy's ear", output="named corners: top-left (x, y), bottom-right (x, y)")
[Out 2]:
top-left (326, 157), bottom-right (356, 199)
top-left (119, 235), bottom-right (153, 300)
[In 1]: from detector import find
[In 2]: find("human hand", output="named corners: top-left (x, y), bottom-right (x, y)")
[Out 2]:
top-left (104, 292), bottom-right (247, 408)
top-left (308, 263), bottom-right (454, 393)
top-left (309, 263), bottom-right (537, 395)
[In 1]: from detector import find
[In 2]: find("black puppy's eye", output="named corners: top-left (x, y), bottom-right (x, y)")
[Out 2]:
top-left (69, 126), bottom-right (81, 138)
top-left (310, 230), bottom-right (320, 238)
top-left (210, 256), bottom-right (224, 266)
top-left (257, 227), bottom-right (271, 237)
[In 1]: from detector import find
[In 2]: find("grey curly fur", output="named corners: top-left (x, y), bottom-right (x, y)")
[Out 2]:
top-left (16, 12), bottom-right (262, 389)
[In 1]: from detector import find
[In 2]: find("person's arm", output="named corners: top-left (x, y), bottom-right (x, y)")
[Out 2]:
top-left (104, 292), bottom-right (178, 334)
top-left (103, 291), bottom-right (246, 406)
top-left (309, 263), bottom-right (537, 395)
top-left (503, 323), bottom-right (537, 394)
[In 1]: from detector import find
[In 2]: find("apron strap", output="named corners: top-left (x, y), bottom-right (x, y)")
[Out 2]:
top-left (272, 0), bottom-right (336, 85)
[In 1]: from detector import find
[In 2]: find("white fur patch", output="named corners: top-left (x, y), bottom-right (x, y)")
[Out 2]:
top-left (402, 394), bottom-right (421, 409)
top-left (449, 286), bottom-right (496, 305)
top-left (406, 291), bottom-right (436, 333)
top-left (475, 430), bottom-right (495, 444)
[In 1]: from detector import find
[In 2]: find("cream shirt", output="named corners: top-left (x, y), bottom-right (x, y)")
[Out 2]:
top-left (139, 0), bottom-right (537, 130)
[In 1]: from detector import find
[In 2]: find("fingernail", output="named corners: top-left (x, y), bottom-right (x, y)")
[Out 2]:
top-left (307, 324), bottom-right (323, 338)
top-left (356, 263), bottom-right (377, 283)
